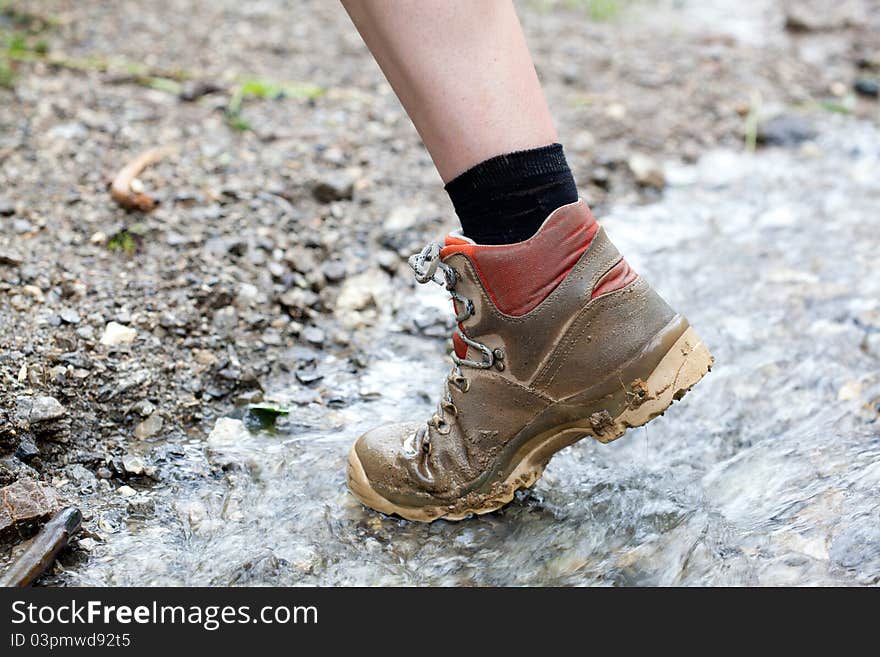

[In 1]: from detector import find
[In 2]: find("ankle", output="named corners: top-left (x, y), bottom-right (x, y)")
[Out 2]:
top-left (444, 143), bottom-right (579, 245)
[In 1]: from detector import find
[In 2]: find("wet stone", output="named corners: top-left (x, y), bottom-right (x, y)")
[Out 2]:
top-left (121, 455), bottom-right (147, 477)
top-left (757, 115), bottom-right (817, 147)
top-left (0, 479), bottom-right (59, 535)
top-left (854, 78), bottom-right (879, 98)
top-left (134, 412), bottom-right (164, 439)
top-left (16, 395), bottom-right (66, 426)
top-left (14, 437), bottom-right (40, 463)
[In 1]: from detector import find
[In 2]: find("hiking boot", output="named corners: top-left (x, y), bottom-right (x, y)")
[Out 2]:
top-left (347, 200), bottom-right (713, 521)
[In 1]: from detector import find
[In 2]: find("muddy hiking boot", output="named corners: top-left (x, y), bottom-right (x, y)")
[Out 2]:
top-left (347, 200), bottom-right (713, 522)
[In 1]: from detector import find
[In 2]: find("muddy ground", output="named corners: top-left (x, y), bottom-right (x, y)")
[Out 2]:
top-left (0, 0), bottom-right (878, 585)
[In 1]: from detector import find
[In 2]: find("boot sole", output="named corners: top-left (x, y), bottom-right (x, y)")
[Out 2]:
top-left (347, 325), bottom-right (714, 522)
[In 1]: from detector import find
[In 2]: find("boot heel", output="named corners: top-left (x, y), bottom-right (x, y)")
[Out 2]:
top-left (593, 325), bottom-right (714, 444)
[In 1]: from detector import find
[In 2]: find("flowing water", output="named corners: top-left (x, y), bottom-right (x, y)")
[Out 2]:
top-left (63, 115), bottom-right (880, 586)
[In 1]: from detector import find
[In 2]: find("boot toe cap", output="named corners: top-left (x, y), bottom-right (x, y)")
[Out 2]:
top-left (351, 421), bottom-right (422, 496)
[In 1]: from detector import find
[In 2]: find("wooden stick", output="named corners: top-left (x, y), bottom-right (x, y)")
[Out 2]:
top-left (0, 507), bottom-right (82, 587)
top-left (110, 147), bottom-right (170, 212)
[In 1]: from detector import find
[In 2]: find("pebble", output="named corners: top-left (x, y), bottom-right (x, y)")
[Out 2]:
top-left (100, 321), bottom-right (137, 346)
top-left (131, 399), bottom-right (156, 417)
top-left (17, 395), bottom-right (67, 425)
top-left (336, 269), bottom-right (390, 312)
top-left (134, 412), bottom-right (164, 439)
top-left (376, 250), bottom-right (399, 273)
top-left (207, 417), bottom-right (248, 448)
top-left (0, 479), bottom-right (59, 534)
top-left (302, 326), bottom-right (326, 347)
top-left (117, 485), bottom-right (137, 498)
top-left (757, 115), bottom-right (817, 147)
top-left (854, 78), bottom-right (879, 98)
top-left (121, 454), bottom-right (147, 476)
top-left (384, 205), bottom-right (420, 232)
top-left (127, 495), bottom-right (156, 516)
top-left (627, 154), bottom-right (666, 189)
top-left (22, 285), bottom-right (45, 302)
top-left (14, 437), bottom-right (40, 463)
top-left (321, 261), bottom-right (347, 283)
top-left (0, 248), bottom-right (23, 266)
top-left (0, 198), bottom-right (14, 216)
top-left (59, 308), bottom-right (81, 324)
top-left (312, 172), bottom-right (355, 203)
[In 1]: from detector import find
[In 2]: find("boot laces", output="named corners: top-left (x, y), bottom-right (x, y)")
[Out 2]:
top-left (405, 243), bottom-right (505, 455)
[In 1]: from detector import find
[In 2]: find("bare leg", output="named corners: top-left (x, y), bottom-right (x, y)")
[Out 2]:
top-left (341, 0), bottom-right (557, 182)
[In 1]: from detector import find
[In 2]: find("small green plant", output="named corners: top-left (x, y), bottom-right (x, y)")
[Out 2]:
top-left (225, 78), bottom-right (324, 132)
top-left (245, 402), bottom-right (290, 430)
top-left (0, 2), bottom-right (57, 89)
top-left (743, 91), bottom-right (762, 153)
top-left (0, 59), bottom-right (13, 88)
top-left (107, 229), bottom-right (137, 255)
top-left (817, 97), bottom-right (853, 115)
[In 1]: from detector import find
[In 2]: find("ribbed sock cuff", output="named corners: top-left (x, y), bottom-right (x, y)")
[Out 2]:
top-left (444, 143), bottom-right (570, 195)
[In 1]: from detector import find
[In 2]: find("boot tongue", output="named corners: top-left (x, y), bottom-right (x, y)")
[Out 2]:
top-left (440, 235), bottom-right (475, 361)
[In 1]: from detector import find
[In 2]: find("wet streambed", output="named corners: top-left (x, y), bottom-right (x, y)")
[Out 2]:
top-left (63, 117), bottom-right (880, 586)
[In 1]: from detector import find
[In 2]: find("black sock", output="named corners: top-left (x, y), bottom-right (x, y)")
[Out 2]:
top-left (444, 143), bottom-right (578, 245)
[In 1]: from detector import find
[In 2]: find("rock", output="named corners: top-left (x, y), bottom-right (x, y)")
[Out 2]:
top-left (336, 269), bottom-right (391, 312)
top-left (127, 495), bottom-right (156, 516)
top-left (48, 122), bottom-right (87, 141)
top-left (0, 198), bottom-right (14, 216)
top-left (59, 308), bottom-right (81, 324)
top-left (854, 79), bottom-right (879, 98)
top-left (312, 172), bottom-right (355, 203)
top-left (134, 412), bottom-right (163, 439)
top-left (376, 249), bottom-right (399, 273)
top-left (179, 80), bottom-right (224, 102)
top-left (0, 479), bottom-right (59, 535)
top-left (21, 285), bottom-right (44, 302)
top-left (121, 454), bottom-right (147, 476)
top-left (784, 0), bottom-right (866, 32)
top-left (757, 115), bottom-right (817, 147)
top-left (0, 247), bottom-right (23, 267)
top-left (237, 282), bottom-right (260, 305)
top-left (321, 261), bottom-right (347, 283)
top-left (100, 321), bottom-right (137, 346)
top-left (99, 368), bottom-right (151, 401)
top-left (207, 417), bottom-right (247, 448)
top-left (14, 437), bottom-right (40, 463)
top-left (302, 326), bottom-right (326, 347)
top-left (627, 154), bottom-right (666, 189)
top-left (572, 130), bottom-right (596, 152)
top-left (211, 305), bottom-right (239, 335)
top-left (295, 368), bottom-right (324, 386)
top-left (12, 218), bottom-right (33, 233)
top-left (279, 288), bottom-right (320, 313)
top-left (590, 166), bottom-right (611, 189)
top-left (131, 399), bottom-right (156, 417)
top-left (17, 395), bottom-right (66, 426)
top-left (384, 205), bottom-right (420, 232)
top-left (117, 485), bottom-right (137, 498)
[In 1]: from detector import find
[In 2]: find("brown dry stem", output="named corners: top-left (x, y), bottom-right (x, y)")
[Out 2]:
top-left (110, 147), bottom-right (171, 212)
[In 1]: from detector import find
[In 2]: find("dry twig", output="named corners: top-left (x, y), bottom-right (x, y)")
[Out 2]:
top-left (110, 147), bottom-right (170, 212)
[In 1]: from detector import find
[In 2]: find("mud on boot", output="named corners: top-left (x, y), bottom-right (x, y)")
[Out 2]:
top-left (347, 200), bottom-right (713, 522)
